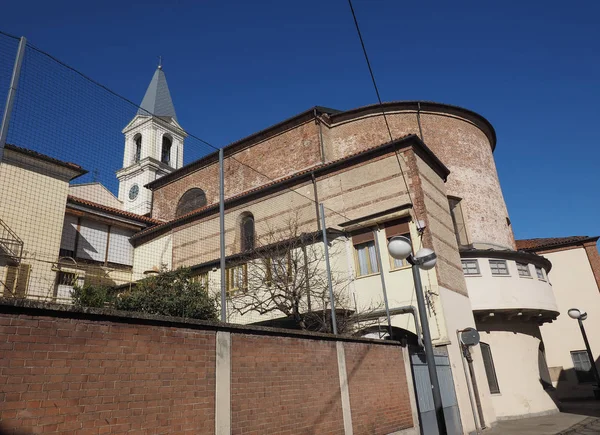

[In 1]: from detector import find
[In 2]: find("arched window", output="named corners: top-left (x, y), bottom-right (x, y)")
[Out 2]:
top-left (240, 213), bottom-right (255, 252)
top-left (176, 188), bottom-right (207, 217)
top-left (134, 134), bottom-right (142, 163)
top-left (161, 135), bottom-right (172, 165)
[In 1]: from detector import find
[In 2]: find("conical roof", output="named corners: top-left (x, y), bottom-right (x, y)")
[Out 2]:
top-left (137, 67), bottom-right (177, 120)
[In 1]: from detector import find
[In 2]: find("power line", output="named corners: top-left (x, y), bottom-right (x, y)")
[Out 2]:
top-left (8, 32), bottom-right (390, 237)
top-left (346, 0), bottom-right (422, 230)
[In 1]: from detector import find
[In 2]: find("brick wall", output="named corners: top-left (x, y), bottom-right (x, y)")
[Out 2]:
top-left (344, 342), bottom-right (413, 434)
top-left (0, 311), bottom-right (216, 434)
top-left (583, 241), bottom-right (600, 292)
top-left (0, 300), bottom-right (416, 435)
top-left (151, 121), bottom-right (321, 221)
top-left (230, 334), bottom-right (344, 435)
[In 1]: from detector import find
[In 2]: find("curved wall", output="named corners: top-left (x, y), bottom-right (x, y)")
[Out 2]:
top-left (477, 321), bottom-right (559, 420)
top-left (462, 256), bottom-right (558, 313)
top-left (324, 104), bottom-right (515, 249)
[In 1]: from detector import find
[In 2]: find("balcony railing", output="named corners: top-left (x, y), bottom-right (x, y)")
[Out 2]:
top-left (0, 219), bottom-right (24, 265)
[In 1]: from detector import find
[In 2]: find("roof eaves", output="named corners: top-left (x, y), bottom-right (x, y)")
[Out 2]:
top-left (328, 101), bottom-right (497, 151)
top-left (146, 106), bottom-right (338, 190)
top-left (67, 195), bottom-right (162, 226)
top-left (5, 143), bottom-right (87, 176)
top-left (516, 236), bottom-right (599, 252)
top-left (133, 134), bottom-right (427, 242)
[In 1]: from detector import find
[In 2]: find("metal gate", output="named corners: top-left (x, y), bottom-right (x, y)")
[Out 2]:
top-left (410, 348), bottom-right (463, 435)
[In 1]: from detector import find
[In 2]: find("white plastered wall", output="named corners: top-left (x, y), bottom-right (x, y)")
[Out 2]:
top-left (540, 246), bottom-right (600, 398)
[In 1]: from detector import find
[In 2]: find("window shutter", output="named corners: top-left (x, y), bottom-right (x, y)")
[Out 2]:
top-left (3, 266), bottom-right (18, 296)
top-left (76, 220), bottom-right (109, 262)
top-left (385, 219), bottom-right (410, 238)
top-left (243, 264), bottom-right (248, 292)
top-left (352, 229), bottom-right (374, 245)
top-left (106, 226), bottom-right (134, 266)
top-left (60, 214), bottom-right (78, 252)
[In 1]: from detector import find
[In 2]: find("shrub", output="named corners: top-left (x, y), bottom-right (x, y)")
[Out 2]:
top-left (71, 284), bottom-right (114, 308)
top-left (114, 268), bottom-right (218, 321)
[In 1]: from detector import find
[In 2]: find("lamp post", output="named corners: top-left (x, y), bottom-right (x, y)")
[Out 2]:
top-left (568, 308), bottom-right (600, 399)
top-left (388, 236), bottom-right (447, 435)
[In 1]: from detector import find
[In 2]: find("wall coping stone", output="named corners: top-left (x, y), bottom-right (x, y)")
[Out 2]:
top-left (0, 297), bottom-right (404, 347)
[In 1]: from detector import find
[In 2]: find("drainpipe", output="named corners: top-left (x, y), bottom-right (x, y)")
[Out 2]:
top-left (456, 329), bottom-right (485, 432)
top-left (311, 172), bottom-right (321, 231)
top-left (314, 108), bottom-right (326, 163)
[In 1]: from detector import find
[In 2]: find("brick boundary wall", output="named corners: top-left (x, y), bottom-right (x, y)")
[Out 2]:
top-left (0, 299), bottom-right (417, 435)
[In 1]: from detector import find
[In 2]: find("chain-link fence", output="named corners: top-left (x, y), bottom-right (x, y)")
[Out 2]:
top-left (0, 30), bottom-right (440, 338)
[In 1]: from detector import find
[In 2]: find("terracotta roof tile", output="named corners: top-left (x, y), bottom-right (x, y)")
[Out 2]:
top-left (516, 236), bottom-right (598, 252)
top-left (67, 195), bottom-right (163, 226)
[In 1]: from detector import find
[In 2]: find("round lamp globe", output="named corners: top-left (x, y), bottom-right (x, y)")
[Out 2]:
top-left (568, 308), bottom-right (581, 320)
top-left (388, 236), bottom-right (413, 260)
top-left (415, 248), bottom-right (437, 270)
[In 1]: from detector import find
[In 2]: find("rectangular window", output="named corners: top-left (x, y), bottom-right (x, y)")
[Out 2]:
top-left (352, 229), bottom-right (379, 277)
top-left (191, 272), bottom-right (209, 290)
top-left (226, 264), bottom-right (247, 295)
top-left (385, 219), bottom-right (411, 270)
top-left (57, 271), bottom-right (76, 286)
top-left (535, 266), bottom-right (545, 280)
top-left (355, 242), bottom-right (379, 276)
top-left (55, 270), bottom-right (79, 301)
top-left (461, 260), bottom-right (480, 275)
top-left (517, 262), bottom-right (531, 278)
top-left (449, 197), bottom-right (469, 246)
top-left (481, 343), bottom-right (500, 394)
top-left (489, 260), bottom-right (509, 276)
top-left (265, 252), bottom-right (292, 286)
top-left (571, 351), bottom-right (595, 383)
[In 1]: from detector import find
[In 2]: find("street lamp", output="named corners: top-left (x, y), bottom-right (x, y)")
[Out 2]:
top-left (388, 236), bottom-right (447, 435)
top-left (568, 308), bottom-right (600, 399)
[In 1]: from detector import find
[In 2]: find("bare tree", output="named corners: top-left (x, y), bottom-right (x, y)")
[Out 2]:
top-left (227, 213), bottom-right (359, 333)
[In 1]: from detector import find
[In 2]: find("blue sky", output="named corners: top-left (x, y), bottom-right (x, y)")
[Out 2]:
top-left (1, 0), bottom-right (599, 241)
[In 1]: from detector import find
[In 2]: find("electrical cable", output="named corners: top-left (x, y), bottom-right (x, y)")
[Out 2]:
top-left (346, 0), bottom-right (422, 230)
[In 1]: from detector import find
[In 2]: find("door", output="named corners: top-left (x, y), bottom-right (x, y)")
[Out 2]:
top-left (410, 348), bottom-right (463, 435)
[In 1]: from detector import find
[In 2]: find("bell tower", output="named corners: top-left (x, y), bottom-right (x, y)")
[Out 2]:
top-left (117, 64), bottom-right (187, 215)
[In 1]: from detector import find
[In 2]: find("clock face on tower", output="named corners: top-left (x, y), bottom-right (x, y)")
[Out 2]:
top-left (129, 184), bottom-right (139, 201)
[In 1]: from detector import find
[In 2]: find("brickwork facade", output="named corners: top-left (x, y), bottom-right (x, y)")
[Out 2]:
top-left (583, 241), bottom-right (600, 292)
top-left (0, 312), bottom-right (216, 434)
top-left (149, 102), bottom-right (514, 250)
top-left (151, 121), bottom-right (322, 221)
top-left (344, 342), bottom-right (413, 434)
top-left (323, 110), bottom-right (514, 249)
top-left (0, 301), bottom-right (416, 435)
top-left (230, 334), bottom-right (344, 435)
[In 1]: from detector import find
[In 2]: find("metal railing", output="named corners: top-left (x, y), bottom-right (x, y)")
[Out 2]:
top-left (0, 218), bottom-right (23, 264)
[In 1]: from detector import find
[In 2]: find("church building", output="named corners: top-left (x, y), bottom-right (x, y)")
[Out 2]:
top-left (1, 65), bottom-right (599, 434)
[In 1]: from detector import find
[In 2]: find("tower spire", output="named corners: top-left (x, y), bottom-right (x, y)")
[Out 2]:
top-left (137, 63), bottom-right (177, 120)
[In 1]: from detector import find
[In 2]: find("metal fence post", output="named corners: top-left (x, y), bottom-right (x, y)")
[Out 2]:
top-left (319, 203), bottom-right (337, 334)
top-left (0, 36), bottom-right (27, 162)
top-left (372, 228), bottom-right (392, 337)
top-left (219, 148), bottom-right (226, 322)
